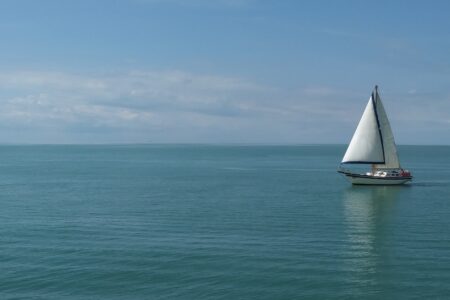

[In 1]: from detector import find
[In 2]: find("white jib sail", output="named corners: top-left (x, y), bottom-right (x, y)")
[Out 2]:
top-left (373, 92), bottom-right (400, 169)
top-left (341, 96), bottom-right (384, 164)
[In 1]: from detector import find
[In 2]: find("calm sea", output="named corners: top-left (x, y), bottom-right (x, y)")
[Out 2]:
top-left (0, 145), bottom-right (449, 299)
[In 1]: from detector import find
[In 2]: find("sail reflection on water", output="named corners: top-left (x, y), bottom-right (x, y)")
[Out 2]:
top-left (341, 186), bottom-right (402, 288)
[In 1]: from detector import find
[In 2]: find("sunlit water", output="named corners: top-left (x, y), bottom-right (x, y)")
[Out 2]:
top-left (0, 145), bottom-right (449, 299)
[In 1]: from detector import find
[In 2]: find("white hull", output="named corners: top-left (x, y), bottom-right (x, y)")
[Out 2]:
top-left (346, 176), bottom-right (410, 185)
top-left (338, 171), bottom-right (412, 185)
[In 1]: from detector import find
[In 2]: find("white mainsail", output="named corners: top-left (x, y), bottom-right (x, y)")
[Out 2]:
top-left (373, 91), bottom-right (400, 169)
top-left (341, 86), bottom-right (400, 168)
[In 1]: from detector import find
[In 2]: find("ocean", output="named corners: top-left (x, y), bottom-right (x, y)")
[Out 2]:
top-left (0, 145), bottom-right (449, 299)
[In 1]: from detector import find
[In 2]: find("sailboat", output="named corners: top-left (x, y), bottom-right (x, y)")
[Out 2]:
top-left (338, 86), bottom-right (412, 185)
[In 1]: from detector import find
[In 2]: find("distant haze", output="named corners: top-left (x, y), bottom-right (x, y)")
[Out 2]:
top-left (0, 0), bottom-right (449, 144)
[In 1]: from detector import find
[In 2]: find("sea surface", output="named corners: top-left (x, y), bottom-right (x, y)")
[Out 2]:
top-left (0, 145), bottom-right (449, 299)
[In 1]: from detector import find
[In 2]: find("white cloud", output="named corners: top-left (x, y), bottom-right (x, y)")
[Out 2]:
top-left (0, 70), bottom-right (288, 143)
top-left (0, 70), bottom-right (447, 144)
top-left (0, 70), bottom-right (265, 114)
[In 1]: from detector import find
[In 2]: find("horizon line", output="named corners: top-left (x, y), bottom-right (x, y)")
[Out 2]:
top-left (0, 142), bottom-right (448, 147)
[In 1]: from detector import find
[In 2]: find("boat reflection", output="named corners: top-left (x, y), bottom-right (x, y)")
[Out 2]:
top-left (341, 186), bottom-right (403, 287)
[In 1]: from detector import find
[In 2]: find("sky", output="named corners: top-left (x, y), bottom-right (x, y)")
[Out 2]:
top-left (0, 0), bottom-right (449, 144)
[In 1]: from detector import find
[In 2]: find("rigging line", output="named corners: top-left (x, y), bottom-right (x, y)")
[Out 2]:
top-left (372, 87), bottom-right (385, 164)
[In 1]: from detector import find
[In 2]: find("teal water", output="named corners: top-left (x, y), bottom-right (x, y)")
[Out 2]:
top-left (0, 145), bottom-right (449, 299)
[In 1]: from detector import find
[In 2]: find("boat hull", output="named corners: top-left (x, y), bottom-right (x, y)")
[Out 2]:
top-left (338, 171), bottom-right (412, 185)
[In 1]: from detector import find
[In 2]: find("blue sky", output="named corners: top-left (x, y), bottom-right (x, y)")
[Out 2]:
top-left (0, 0), bottom-right (449, 144)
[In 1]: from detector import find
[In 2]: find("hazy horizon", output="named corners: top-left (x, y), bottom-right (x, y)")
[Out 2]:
top-left (1, 0), bottom-right (449, 144)
top-left (0, 142), bottom-right (448, 146)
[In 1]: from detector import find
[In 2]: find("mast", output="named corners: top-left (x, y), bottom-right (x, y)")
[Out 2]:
top-left (373, 86), bottom-right (401, 169)
top-left (371, 87), bottom-right (379, 173)
top-left (371, 85), bottom-right (386, 164)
